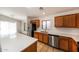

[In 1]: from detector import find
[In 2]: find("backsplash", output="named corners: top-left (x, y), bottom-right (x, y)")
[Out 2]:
top-left (53, 28), bottom-right (79, 35)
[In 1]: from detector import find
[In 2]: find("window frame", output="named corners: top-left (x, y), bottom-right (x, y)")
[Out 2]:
top-left (42, 20), bottom-right (50, 30)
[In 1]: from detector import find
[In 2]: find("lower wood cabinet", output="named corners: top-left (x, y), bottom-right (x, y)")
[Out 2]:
top-left (39, 32), bottom-right (43, 42)
top-left (59, 36), bottom-right (69, 51)
top-left (34, 32), bottom-right (48, 44)
top-left (34, 32), bottom-right (77, 52)
top-left (21, 42), bottom-right (37, 52)
top-left (43, 34), bottom-right (49, 44)
top-left (69, 39), bottom-right (77, 52)
top-left (59, 36), bottom-right (78, 52)
top-left (34, 32), bottom-right (39, 39)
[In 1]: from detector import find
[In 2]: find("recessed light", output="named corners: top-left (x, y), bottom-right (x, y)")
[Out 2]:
top-left (43, 12), bottom-right (45, 15)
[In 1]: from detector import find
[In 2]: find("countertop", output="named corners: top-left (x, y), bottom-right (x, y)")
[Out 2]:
top-left (35, 31), bottom-right (79, 42)
top-left (0, 33), bottom-right (37, 52)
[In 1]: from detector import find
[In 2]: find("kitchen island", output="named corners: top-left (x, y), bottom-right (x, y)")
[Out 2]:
top-left (0, 33), bottom-right (37, 52)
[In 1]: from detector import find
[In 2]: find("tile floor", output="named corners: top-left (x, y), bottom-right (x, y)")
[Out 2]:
top-left (37, 41), bottom-right (63, 52)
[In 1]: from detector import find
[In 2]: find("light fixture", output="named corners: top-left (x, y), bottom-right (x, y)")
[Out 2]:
top-left (43, 12), bottom-right (45, 15)
top-left (39, 7), bottom-right (46, 15)
top-left (39, 7), bottom-right (44, 10)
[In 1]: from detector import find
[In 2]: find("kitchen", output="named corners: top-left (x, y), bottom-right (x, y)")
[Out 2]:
top-left (0, 7), bottom-right (79, 52)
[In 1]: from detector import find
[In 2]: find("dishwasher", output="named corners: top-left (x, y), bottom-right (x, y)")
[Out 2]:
top-left (48, 34), bottom-right (59, 48)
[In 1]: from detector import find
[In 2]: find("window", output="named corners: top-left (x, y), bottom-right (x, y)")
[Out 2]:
top-left (24, 23), bottom-right (26, 31)
top-left (42, 20), bottom-right (51, 30)
top-left (0, 21), bottom-right (17, 37)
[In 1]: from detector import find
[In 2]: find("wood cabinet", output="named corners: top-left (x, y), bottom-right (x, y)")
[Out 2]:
top-left (43, 34), bottom-right (49, 44)
top-left (21, 42), bottom-right (37, 52)
top-left (34, 32), bottom-right (48, 44)
top-left (69, 39), bottom-right (77, 52)
top-left (59, 36), bottom-right (69, 51)
top-left (55, 14), bottom-right (76, 27)
top-left (39, 32), bottom-right (43, 42)
top-left (76, 14), bottom-right (79, 27)
top-left (63, 14), bottom-right (76, 27)
top-left (36, 20), bottom-right (40, 27)
top-left (59, 36), bottom-right (78, 52)
top-left (34, 32), bottom-right (39, 40)
top-left (31, 20), bottom-right (40, 27)
top-left (55, 16), bottom-right (64, 27)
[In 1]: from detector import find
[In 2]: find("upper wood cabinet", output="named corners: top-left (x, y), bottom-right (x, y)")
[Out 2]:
top-left (76, 14), bottom-right (79, 27)
top-left (31, 19), bottom-right (40, 27)
top-left (55, 14), bottom-right (76, 28)
top-left (63, 14), bottom-right (76, 27)
top-left (55, 16), bottom-right (64, 27)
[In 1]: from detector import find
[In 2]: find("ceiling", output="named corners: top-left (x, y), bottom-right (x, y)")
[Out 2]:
top-left (0, 7), bottom-right (79, 17)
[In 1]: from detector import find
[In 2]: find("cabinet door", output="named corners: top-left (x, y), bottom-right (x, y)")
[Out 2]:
top-left (69, 39), bottom-right (77, 52)
top-left (63, 14), bottom-right (76, 27)
top-left (34, 32), bottom-right (39, 40)
top-left (76, 14), bottom-right (79, 27)
top-left (43, 34), bottom-right (48, 44)
top-left (59, 36), bottom-right (69, 51)
top-left (39, 33), bottom-right (43, 42)
top-left (36, 20), bottom-right (40, 27)
top-left (55, 16), bottom-right (64, 27)
top-left (31, 20), bottom-right (40, 28)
